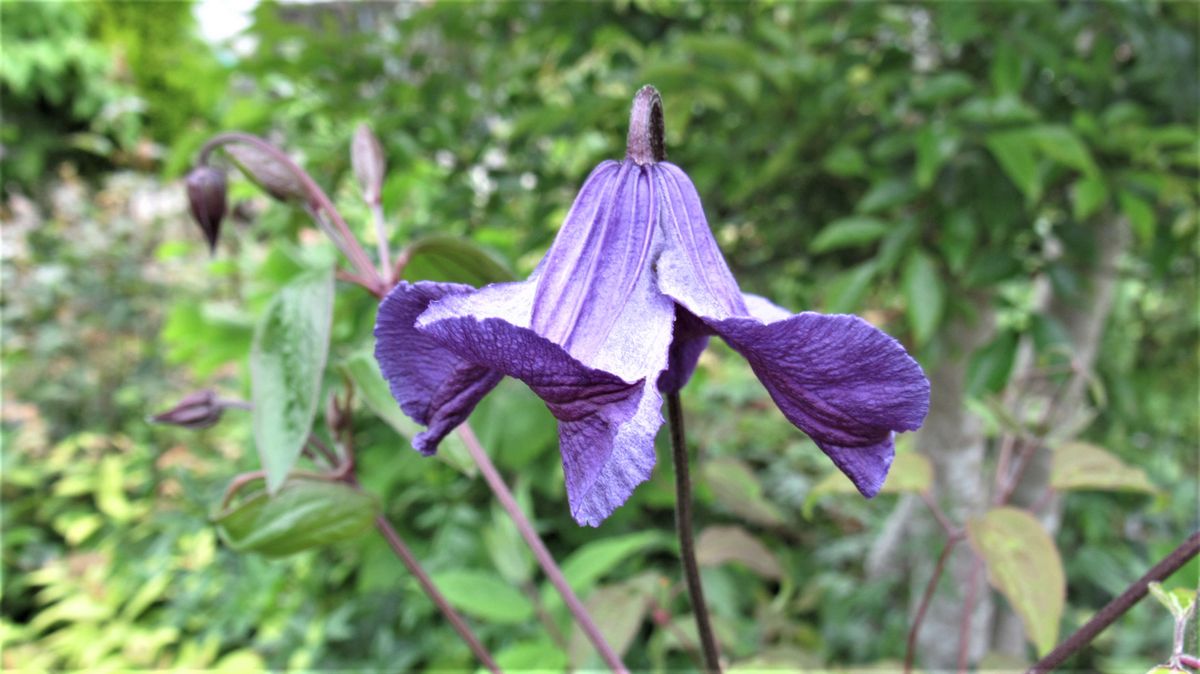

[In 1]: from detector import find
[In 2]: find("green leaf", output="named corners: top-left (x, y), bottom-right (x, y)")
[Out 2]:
top-left (496, 639), bottom-right (568, 671)
top-left (339, 350), bottom-right (476, 476)
top-left (696, 525), bottom-right (783, 579)
top-left (212, 477), bottom-right (379, 557)
top-left (912, 71), bottom-right (974, 106)
top-left (701, 457), bottom-right (786, 526)
top-left (986, 130), bottom-right (1042, 202)
top-left (966, 331), bottom-right (1019, 397)
top-left (990, 41), bottom-right (1026, 96)
top-left (1118, 190), bottom-right (1156, 245)
top-left (400, 235), bottom-right (515, 287)
top-left (810, 216), bottom-right (889, 253)
top-left (1147, 582), bottom-right (1197, 620)
top-left (430, 570), bottom-right (534, 624)
top-left (902, 250), bottom-right (944, 346)
top-left (251, 269), bottom-right (334, 493)
top-left (822, 144), bottom-right (868, 178)
top-left (1027, 125), bottom-right (1100, 177)
top-left (915, 124), bottom-right (960, 189)
top-left (559, 530), bottom-right (669, 594)
top-left (857, 178), bottom-right (917, 214)
top-left (567, 577), bottom-right (655, 669)
top-left (1072, 176), bottom-right (1108, 221)
top-left (1050, 442), bottom-right (1157, 494)
top-left (804, 452), bottom-right (933, 517)
top-left (823, 261), bottom-right (878, 314)
top-left (967, 507), bottom-right (1065, 657)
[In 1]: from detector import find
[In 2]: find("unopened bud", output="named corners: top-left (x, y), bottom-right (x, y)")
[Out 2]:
top-left (149, 389), bottom-right (224, 430)
top-left (351, 123), bottom-right (386, 205)
top-left (185, 167), bottom-right (227, 252)
top-left (224, 143), bottom-right (307, 203)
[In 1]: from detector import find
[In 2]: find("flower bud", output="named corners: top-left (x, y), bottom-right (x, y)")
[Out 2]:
top-left (149, 389), bottom-right (224, 430)
top-left (223, 143), bottom-right (307, 203)
top-left (185, 167), bottom-right (227, 252)
top-left (351, 123), bottom-right (386, 205)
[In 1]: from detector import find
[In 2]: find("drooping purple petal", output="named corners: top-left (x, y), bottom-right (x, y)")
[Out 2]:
top-left (416, 305), bottom-right (663, 526)
top-left (710, 312), bottom-right (929, 497)
top-left (657, 306), bottom-right (709, 394)
top-left (650, 162), bottom-right (928, 496)
top-left (374, 281), bottom-right (503, 455)
top-left (413, 160), bottom-right (676, 525)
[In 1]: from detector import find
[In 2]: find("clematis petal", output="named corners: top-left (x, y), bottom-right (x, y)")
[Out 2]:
top-left (710, 312), bottom-right (930, 497)
top-left (413, 158), bottom-right (676, 526)
top-left (416, 307), bottom-right (663, 526)
top-left (657, 306), bottom-right (710, 394)
top-left (652, 162), bottom-right (747, 321)
top-left (374, 281), bottom-right (503, 455)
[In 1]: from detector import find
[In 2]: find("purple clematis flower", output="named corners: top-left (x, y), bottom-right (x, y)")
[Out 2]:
top-left (374, 86), bottom-right (930, 526)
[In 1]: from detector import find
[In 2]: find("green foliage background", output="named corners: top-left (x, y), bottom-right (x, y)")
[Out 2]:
top-left (2, 1), bottom-right (1196, 671)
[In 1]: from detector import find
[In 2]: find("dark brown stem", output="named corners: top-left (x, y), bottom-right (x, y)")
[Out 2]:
top-left (667, 392), bottom-right (721, 672)
top-left (372, 512), bottom-right (501, 674)
top-left (906, 536), bottom-right (961, 674)
top-left (456, 424), bottom-right (629, 673)
top-left (626, 85), bottom-right (666, 166)
top-left (1028, 530), bottom-right (1200, 673)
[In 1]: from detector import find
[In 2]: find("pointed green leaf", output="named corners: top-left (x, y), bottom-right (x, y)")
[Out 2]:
top-left (903, 250), bottom-right (944, 346)
top-left (966, 331), bottom-right (1019, 397)
top-left (986, 130), bottom-right (1042, 202)
top-left (823, 261), bottom-right (878, 314)
top-left (430, 570), bottom-right (534, 624)
top-left (567, 577), bottom-right (656, 669)
top-left (1051, 442), bottom-right (1157, 494)
top-left (1118, 190), bottom-right (1156, 245)
top-left (696, 525), bottom-right (783, 579)
top-left (702, 457), bottom-right (786, 526)
top-left (967, 507), bottom-right (1065, 656)
top-left (1027, 125), bottom-right (1100, 177)
top-left (251, 269), bottom-right (334, 493)
top-left (339, 350), bottom-right (476, 476)
top-left (213, 477), bottom-right (378, 557)
top-left (810, 216), bottom-right (889, 253)
top-left (400, 235), bottom-right (515, 287)
top-left (559, 530), bottom-right (669, 594)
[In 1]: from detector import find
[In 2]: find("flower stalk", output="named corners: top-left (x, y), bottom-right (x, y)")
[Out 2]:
top-left (667, 392), bottom-right (722, 672)
top-left (196, 132), bottom-right (386, 296)
top-left (457, 423), bottom-right (629, 673)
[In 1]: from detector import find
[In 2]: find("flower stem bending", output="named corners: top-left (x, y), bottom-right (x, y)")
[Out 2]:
top-left (667, 392), bottom-right (721, 673)
top-left (1027, 529), bottom-right (1200, 674)
top-left (371, 509), bottom-right (501, 674)
top-left (197, 132), bottom-right (385, 296)
top-left (457, 423), bottom-right (629, 673)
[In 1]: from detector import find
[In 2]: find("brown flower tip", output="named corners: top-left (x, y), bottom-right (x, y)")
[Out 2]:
top-left (626, 85), bottom-right (666, 166)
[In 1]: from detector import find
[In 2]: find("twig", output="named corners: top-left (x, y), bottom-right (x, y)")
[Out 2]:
top-left (956, 553), bottom-right (984, 673)
top-left (198, 132), bottom-right (385, 295)
top-left (371, 510), bottom-right (501, 673)
top-left (906, 536), bottom-right (961, 674)
top-left (457, 423), bottom-right (629, 673)
top-left (666, 392), bottom-right (722, 673)
top-left (1028, 530), bottom-right (1200, 673)
top-left (370, 202), bottom-right (392, 286)
top-left (919, 490), bottom-right (959, 538)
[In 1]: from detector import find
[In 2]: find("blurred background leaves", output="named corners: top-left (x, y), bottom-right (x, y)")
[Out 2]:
top-left (2, 1), bottom-right (1196, 671)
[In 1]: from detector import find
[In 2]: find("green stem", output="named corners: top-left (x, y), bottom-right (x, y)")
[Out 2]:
top-left (666, 392), bottom-right (721, 672)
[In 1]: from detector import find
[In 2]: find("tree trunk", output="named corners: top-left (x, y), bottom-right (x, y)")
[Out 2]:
top-left (992, 214), bottom-right (1130, 656)
top-left (911, 307), bottom-right (997, 669)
